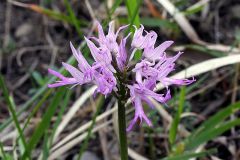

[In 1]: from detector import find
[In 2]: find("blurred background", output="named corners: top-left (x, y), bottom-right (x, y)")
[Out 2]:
top-left (0, 0), bottom-right (240, 159)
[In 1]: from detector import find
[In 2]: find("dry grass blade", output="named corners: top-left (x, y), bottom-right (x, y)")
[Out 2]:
top-left (128, 148), bottom-right (149, 160)
top-left (186, 0), bottom-right (211, 11)
top-left (156, 55), bottom-right (240, 91)
top-left (53, 86), bottom-right (97, 143)
top-left (156, 0), bottom-right (240, 53)
top-left (156, 0), bottom-right (204, 44)
top-left (51, 103), bottom-right (117, 151)
top-left (49, 120), bottom-right (112, 160)
top-left (1, 130), bottom-right (17, 142)
top-left (206, 44), bottom-right (240, 54)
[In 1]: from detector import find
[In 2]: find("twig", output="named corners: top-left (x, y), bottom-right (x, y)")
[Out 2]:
top-left (44, 18), bottom-right (59, 67)
top-left (4, 0), bottom-right (12, 48)
top-left (2, 0), bottom-right (12, 70)
top-left (11, 60), bottom-right (38, 90)
top-left (85, 0), bottom-right (96, 21)
top-left (16, 45), bottom-right (50, 66)
top-left (8, 0), bottom-right (29, 8)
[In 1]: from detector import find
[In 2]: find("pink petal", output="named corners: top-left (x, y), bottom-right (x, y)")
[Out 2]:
top-left (62, 62), bottom-right (83, 83)
top-left (48, 69), bottom-right (65, 80)
top-left (70, 42), bottom-right (91, 72)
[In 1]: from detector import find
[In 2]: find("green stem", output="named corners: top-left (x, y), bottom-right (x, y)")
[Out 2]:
top-left (118, 99), bottom-right (128, 160)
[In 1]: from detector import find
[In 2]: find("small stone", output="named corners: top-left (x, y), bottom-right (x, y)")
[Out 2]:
top-left (73, 151), bottom-right (100, 160)
top-left (230, 5), bottom-right (240, 19)
top-left (15, 23), bottom-right (33, 38)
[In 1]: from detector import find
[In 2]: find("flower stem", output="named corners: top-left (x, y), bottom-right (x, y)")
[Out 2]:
top-left (118, 99), bottom-right (128, 160)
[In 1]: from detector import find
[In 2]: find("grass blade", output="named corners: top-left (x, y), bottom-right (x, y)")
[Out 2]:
top-left (0, 74), bottom-right (29, 158)
top-left (23, 89), bottom-right (53, 132)
top-left (21, 87), bottom-right (65, 159)
top-left (124, 0), bottom-right (141, 27)
top-left (162, 149), bottom-right (216, 160)
top-left (169, 87), bottom-right (186, 145)
top-left (140, 17), bottom-right (179, 31)
top-left (77, 95), bottom-right (104, 160)
top-left (49, 90), bottom-right (72, 146)
top-left (10, 89), bottom-right (52, 155)
top-left (42, 90), bottom-right (72, 159)
top-left (189, 102), bottom-right (240, 140)
top-left (29, 4), bottom-right (71, 23)
top-left (182, 102), bottom-right (240, 150)
top-left (124, 0), bottom-right (143, 60)
top-left (108, 0), bottom-right (123, 20)
top-left (0, 142), bottom-right (7, 159)
top-left (184, 44), bottom-right (225, 57)
top-left (186, 119), bottom-right (240, 150)
top-left (63, 0), bottom-right (82, 37)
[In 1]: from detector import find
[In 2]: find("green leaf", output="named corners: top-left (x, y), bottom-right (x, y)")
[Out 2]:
top-left (191, 102), bottom-right (240, 138)
top-left (169, 87), bottom-right (186, 145)
top-left (186, 119), bottom-right (240, 150)
top-left (0, 142), bottom-right (7, 159)
top-left (185, 102), bottom-right (240, 150)
top-left (21, 87), bottom-right (65, 159)
top-left (42, 131), bottom-right (50, 160)
top-left (32, 71), bottom-right (45, 86)
top-left (183, 5), bottom-right (204, 15)
top-left (0, 74), bottom-right (29, 158)
top-left (124, 0), bottom-right (143, 60)
top-left (109, 0), bottom-right (123, 16)
top-left (63, 0), bottom-right (82, 37)
top-left (174, 0), bottom-right (189, 8)
top-left (124, 0), bottom-right (141, 27)
top-left (162, 149), bottom-right (216, 160)
top-left (42, 90), bottom-right (72, 159)
top-left (140, 17), bottom-right (179, 31)
top-left (22, 89), bottom-right (53, 132)
top-left (30, 5), bottom-right (71, 23)
top-left (235, 29), bottom-right (240, 42)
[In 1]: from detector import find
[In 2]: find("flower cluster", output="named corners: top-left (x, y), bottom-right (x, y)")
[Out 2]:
top-left (48, 21), bottom-right (195, 131)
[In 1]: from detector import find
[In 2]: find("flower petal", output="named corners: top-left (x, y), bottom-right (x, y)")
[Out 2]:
top-left (163, 77), bottom-right (196, 86)
top-left (48, 69), bottom-right (65, 80)
top-left (144, 40), bottom-right (174, 61)
top-left (62, 62), bottom-right (84, 83)
top-left (96, 20), bottom-right (106, 43)
top-left (70, 42), bottom-right (91, 72)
